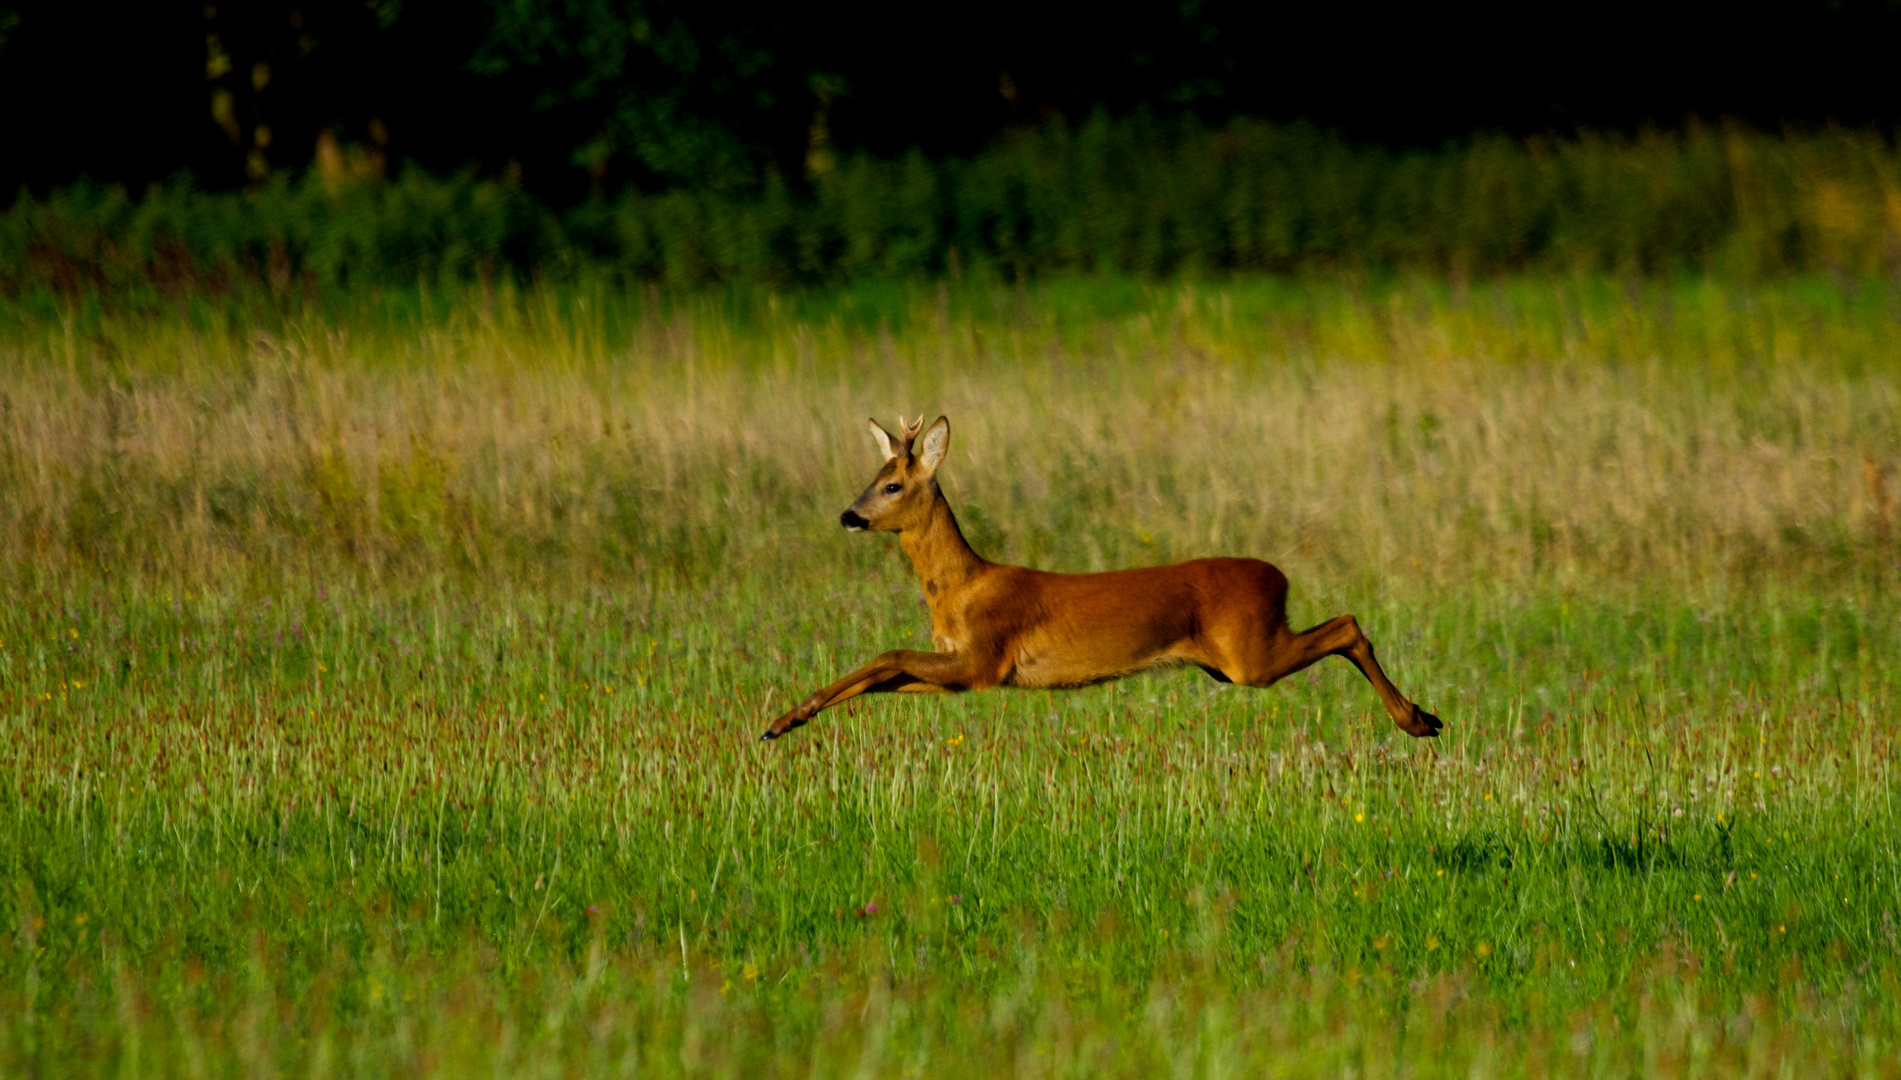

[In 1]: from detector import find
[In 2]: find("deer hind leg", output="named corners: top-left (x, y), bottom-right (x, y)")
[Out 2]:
top-left (1212, 614), bottom-right (1441, 738)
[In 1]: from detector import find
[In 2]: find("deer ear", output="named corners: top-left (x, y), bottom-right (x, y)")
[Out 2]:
top-left (868, 418), bottom-right (901, 462)
top-left (917, 416), bottom-right (951, 474)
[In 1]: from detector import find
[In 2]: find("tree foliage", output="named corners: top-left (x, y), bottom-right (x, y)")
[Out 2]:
top-left (2, 0), bottom-right (1899, 200)
top-left (472, 0), bottom-right (834, 189)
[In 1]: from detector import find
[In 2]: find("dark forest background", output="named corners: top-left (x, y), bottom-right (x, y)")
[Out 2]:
top-left (4, 1), bottom-right (1901, 290)
top-left (7, 0), bottom-right (1901, 201)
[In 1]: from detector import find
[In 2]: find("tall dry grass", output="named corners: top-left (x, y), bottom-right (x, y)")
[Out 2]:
top-left (1, 277), bottom-right (1894, 601)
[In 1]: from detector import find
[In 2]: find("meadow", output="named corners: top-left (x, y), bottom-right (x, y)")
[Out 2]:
top-left (1, 274), bottom-right (1898, 1076)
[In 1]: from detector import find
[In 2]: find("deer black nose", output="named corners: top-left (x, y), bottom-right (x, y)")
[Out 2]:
top-left (840, 509), bottom-right (870, 530)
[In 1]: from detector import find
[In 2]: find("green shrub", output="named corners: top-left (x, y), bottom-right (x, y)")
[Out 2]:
top-left (5, 117), bottom-right (1899, 295)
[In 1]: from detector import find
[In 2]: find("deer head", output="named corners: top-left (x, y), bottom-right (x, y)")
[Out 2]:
top-left (839, 415), bottom-right (950, 532)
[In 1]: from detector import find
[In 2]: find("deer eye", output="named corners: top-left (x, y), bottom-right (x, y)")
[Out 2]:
top-left (883, 483), bottom-right (903, 495)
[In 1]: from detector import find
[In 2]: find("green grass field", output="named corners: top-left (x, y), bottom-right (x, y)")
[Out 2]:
top-left (2, 276), bottom-right (1898, 1076)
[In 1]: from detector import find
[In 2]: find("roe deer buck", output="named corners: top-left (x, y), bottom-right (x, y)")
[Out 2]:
top-left (761, 416), bottom-right (1441, 740)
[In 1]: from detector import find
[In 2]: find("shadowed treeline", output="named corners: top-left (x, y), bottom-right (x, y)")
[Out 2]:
top-left (8, 119), bottom-right (1901, 295)
top-left (8, 0), bottom-right (1901, 200)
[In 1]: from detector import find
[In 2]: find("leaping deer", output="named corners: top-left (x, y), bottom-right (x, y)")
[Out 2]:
top-left (761, 416), bottom-right (1441, 741)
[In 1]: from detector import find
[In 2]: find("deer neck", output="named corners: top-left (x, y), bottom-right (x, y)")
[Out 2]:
top-left (899, 489), bottom-right (987, 603)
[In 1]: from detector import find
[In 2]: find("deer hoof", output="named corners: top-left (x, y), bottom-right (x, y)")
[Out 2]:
top-left (762, 713), bottom-right (805, 741)
top-left (1401, 707), bottom-right (1443, 738)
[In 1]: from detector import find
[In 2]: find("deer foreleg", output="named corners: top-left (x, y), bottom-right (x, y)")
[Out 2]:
top-left (762, 650), bottom-right (977, 739)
